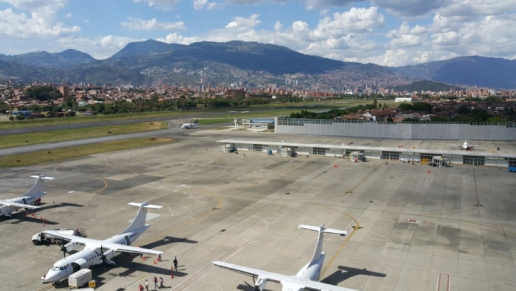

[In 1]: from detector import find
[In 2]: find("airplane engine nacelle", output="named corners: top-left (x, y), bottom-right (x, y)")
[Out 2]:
top-left (254, 277), bottom-right (266, 291)
top-left (103, 249), bottom-right (115, 260)
top-left (64, 241), bottom-right (79, 252)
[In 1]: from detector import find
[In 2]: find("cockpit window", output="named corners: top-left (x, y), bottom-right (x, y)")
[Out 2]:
top-left (52, 266), bottom-right (66, 271)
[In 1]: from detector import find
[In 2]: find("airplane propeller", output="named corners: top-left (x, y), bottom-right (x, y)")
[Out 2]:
top-left (244, 275), bottom-right (261, 291)
top-left (57, 241), bottom-right (68, 258)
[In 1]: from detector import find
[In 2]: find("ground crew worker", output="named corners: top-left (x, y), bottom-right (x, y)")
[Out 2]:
top-left (145, 279), bottom-right (149, 291)
top-left (159, 277), bottom-right (165, 288)
top-left (154, 277), bottom-right (158, 289)
top-left (173, 257), bottom-right (178, 271)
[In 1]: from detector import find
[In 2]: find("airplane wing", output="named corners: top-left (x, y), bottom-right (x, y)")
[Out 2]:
top-left (45, 231), bottom-right (162, 256)
top-left (101, 242), bottom-right (163, 256)
top-left (0, 200), bottom-right (40, 209)
top-left (213, 261), bottom-right (359, 291)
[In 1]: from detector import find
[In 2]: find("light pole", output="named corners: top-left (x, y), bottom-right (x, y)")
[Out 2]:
top-left (3, 100), bottom-right (12, 118)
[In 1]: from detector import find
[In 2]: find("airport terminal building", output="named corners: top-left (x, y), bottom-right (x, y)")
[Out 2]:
top-left (219, 118), bottom-right (516, 169)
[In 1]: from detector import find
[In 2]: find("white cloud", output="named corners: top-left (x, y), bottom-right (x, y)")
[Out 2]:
top-left (225, 21), bottom-right (237, 28)
top-left (192, 0), bottom-right (216, 9)
top-left (158, 33), bottom-right (198, 44)
top-left (304, 0), bottom-right (361, 10)
top-left (274, 21), bottom-right (282, 31)
top-left (121, 17), bottom-right (185, 31)
top-left (64, 12), bottom-right (72, 18)
top-left (133, 0), bottom-right (181, 11)
top-left (224, 14), bottom-right (261, 30)
top-left (372, 0), bottom-right (452, 18)
top-left (387, 22), bottom-right (426, 48)
top-left (310, 7), bottom-right (384, 40)
top-left (0, 1), bottom-right (80, 39)
top-left (0, 0), bottom-right (68, 11)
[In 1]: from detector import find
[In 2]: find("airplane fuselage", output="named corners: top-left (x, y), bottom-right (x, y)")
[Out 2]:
top-left (42, 226), bottom-right (148, 283)
top-left (0, 195), bottom-right (40, 217)
top-left (295, 252), bottom-right (325, 281)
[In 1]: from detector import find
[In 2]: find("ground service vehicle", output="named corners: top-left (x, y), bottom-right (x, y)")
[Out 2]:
top-left (32, 228), bottom-right (86, 245)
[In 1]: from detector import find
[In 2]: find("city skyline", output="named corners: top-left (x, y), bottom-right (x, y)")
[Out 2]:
top-left (0, 0), bottom-right (516, 66)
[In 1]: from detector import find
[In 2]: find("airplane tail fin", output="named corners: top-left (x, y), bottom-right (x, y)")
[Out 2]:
top-left (26, 175), bottom-right (54, 198)
top-left (299, 224), bottom-right (347, 266)
top-left (122, 202), bottom-right (162, 233)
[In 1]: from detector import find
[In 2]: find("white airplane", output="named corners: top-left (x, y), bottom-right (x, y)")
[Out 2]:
top-left (181, 119), bottom-right (198, 129)
top-left (0, 175), bottom-right (54, 218)
top-left (41, 201), bottom-right (163, 284)
top-left (458, 140), bottom-right (474, 150)
top-left (213, 224), bottom-right (359, 291)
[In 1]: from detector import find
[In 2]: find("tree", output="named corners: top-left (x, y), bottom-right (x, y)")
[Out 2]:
top-left (457, 106), bottom-right (469, 114)
top-left (9, 116), bottom-right (14, 121)
top-left (398, 103), bottom-right (413, 111)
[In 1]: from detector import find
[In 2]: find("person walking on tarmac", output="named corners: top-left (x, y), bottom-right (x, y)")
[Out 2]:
top-left (145, 279), bottom-right (149, 291)
top-left (159, 277), bottom-right (165, 289)
top-left (153, 277), bottom-right (158, 290)
top-left (138, 284), bottom-right (144, 291)
top-left (173, 257), bottom-right (178, 271)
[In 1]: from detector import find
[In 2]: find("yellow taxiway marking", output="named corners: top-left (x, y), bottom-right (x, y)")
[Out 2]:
top-left (105, 160), bottom-right (137, 175)
top-left (345, 162), bottom-right (382, 194)
top-left (91, 178), bottom-right (108, 194)
top-left (317, 202), bottom-right (372, 279)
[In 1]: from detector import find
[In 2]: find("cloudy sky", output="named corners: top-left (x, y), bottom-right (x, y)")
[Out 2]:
top-left (1, 0), bottom-right (515, 66)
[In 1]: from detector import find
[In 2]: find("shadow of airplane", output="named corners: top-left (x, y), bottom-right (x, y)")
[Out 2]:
top-left (37, 202), bottom-right (83, 211)
top-left (237, 283), bottom-right (274, 291)
top-left (96, 260), bottom-right (188, 278)
top-left (321, 266), bottom-right (386, 285)
top-left (141, 236), bottom-right (197, 250)
top-left (4, 202), bottom-right (83, 224)
top-left (7, 214), bottom-right (59, 225)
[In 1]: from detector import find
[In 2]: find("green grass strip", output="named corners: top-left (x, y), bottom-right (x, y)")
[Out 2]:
top-left (0, 137), bottom-right (175, 168)
top-left (0, 122), bottom-right (167, 149)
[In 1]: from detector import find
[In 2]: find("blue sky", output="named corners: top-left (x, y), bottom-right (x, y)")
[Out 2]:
top-left (0, 0), bottom-right (515, 66)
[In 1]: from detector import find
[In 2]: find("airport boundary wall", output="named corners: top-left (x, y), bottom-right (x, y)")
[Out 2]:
top-left (275, 118), bottom-right (516, 141)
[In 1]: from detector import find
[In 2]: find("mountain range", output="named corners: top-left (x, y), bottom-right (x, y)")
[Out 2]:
top-left (0, 40), bottom-right (515, 89)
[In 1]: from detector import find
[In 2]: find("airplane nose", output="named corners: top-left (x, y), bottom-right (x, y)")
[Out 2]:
top-left (41, 271), bottom-right (57, 283)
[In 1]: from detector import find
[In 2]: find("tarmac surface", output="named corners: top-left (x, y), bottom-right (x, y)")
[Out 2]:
top-left (1, 129), bottom-right (516, 291)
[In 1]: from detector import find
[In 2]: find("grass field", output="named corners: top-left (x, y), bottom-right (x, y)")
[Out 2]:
top-left (0, 122), bottom-right (167, 149)
top-left (0, 99), bottom-right (381, 130)
top-left (197, 118), bottom-right (234, 125)
top-left (0, 137), bottom-right (175, 168)
top-left (0, 111), bottom-right (187, 130)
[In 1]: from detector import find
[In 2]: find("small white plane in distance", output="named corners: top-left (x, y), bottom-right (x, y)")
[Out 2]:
top-left (213, 224), bottom-right (360, 291)
top-left (41, 201), bottom-right (163, 284)
top-left (181, 119), bottom-right (198, 129)
top-left (0, 175), bottom-right (54, 218)
top-left (458, 140), bottom-right (474, 150)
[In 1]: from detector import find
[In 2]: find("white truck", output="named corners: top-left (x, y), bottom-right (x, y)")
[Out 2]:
top-left (32, 228), bottom-right (87, 245)
top-left (68, 269), bottom-right (92, 288)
